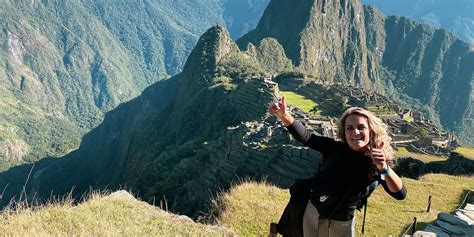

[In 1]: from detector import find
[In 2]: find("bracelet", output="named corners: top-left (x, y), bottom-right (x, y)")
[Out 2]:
top-left (380, 166), bottom-right (392, 180)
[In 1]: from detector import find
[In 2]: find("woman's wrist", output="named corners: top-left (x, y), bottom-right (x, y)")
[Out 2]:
top-left (380, 166), bottom-right (392, 177)
top-left (280, 112), bottom-right (294, 127)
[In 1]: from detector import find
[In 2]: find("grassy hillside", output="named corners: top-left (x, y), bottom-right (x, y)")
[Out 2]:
top-left (395, 147), bottom-right (448, 163)
top-left (0, 191), bottom-right (233, 236)
top-left (1, 175), bottom-right (471, 236)
top-left (216, 174), bottom-right (474, 236)
top-left (454, 146), bottom-right (474, 160)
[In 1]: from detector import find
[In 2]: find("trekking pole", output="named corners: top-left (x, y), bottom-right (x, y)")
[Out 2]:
top-left (361, 203), bottom-right (368, 234)
top-left (269, 222), bottom-right (278, 237)
top-left (411, 217), bottom-right (417, 235)
top-left (426, 195), bottom-right (432, 212)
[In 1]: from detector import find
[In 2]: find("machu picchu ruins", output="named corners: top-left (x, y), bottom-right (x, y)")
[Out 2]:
top-left (178, 74), bottom-right (467, 208)
top-left (270, 75), bottom-right (458, 157)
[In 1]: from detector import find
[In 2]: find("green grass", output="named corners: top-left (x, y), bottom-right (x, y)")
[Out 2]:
top-left (403, 115), bottom-right (414, 122)
top-left (0, 191), bottom-right (233, 236)
top-left (396, 147), bottom-right (448, 163)
top-left (454, 146), bottom-right (474, 160)
top-left (217, 174), bottom-right (473, 236)
top-left (280, 91), bottom-right (318, 113)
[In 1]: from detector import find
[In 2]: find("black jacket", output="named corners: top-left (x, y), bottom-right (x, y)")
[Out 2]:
top-left (286, 121), bottom-right (406, 221)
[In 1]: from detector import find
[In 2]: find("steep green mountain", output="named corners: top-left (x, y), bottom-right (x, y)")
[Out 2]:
top-left (364, 6), bottom-right (474, 145)
top-left (0, 0), bottom-right (225, 169)
top-left (363, 0), bottom-right (474, 43)
top-left (237, 0), bottom-right (474, 144)
top-left (0, 26), bottom-right (320, 217)
top-left (238, 0), bottom-right (373, 86)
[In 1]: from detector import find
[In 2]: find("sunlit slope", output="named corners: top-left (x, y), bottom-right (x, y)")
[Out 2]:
top-left (0, 191), bottom-right (233, 236)
top-left (217, 174), bottom-right (473, 236)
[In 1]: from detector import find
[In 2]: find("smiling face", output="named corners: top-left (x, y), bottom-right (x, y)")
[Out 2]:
top-left (344, 114), bottom-right (371, 152)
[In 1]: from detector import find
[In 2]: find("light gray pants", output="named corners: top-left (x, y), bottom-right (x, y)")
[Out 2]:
top-left (303, 201), bottom-right (355, 237)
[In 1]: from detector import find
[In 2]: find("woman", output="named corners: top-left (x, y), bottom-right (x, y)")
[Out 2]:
top-left (268, 96), bottom-right (406, 236)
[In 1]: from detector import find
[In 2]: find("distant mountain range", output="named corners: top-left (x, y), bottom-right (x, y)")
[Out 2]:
top-left (0, 0), bottom-right (271, 170)
top-left (221, 0), bottom-right (270, 39)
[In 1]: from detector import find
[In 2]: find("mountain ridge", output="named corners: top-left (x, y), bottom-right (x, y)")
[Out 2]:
top-left (0, 0), bottom-right (226, 169)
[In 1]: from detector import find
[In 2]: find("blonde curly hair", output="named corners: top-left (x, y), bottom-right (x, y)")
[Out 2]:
top-left (337, 107), bottom-right (395, 166)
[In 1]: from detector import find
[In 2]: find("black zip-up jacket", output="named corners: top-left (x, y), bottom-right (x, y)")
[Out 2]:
top-left (287, 121), bottom-right (407, 221)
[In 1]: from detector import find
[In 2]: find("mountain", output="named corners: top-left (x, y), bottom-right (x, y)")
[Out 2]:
top-left (365, 6), bottom-right (474, 145)
top-left (363, 0), bottom-right (474, 43)
top-left (0, 25), bottom-right (320, 217)
top-left (238, 0), bottom-right (373, 86)
top-left (0, 0), bottom-right (225, 169)
top-left (238, 0), bottom-right (474, 145)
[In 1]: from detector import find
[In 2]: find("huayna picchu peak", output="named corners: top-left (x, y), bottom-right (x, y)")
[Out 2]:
top-left (238, 0), bottom-right (371, 86)
top-left (237, 0), bottom-right (474, 145)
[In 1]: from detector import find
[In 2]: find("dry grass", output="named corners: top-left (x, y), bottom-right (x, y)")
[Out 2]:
top-left (2, 174), bottom-right (471, 236)
top-left (454, 146), bottom-right (474, 160)
top-left (216, 181), bottom-right (289, 236)
top-left (356, 173), bottom-right (474, 236)
top-left (396, 147), bottom-right (448, 163)
top-left (0, 191), bottom-right (233, 236)
top-left (217, 174), bottom-right (473, 236)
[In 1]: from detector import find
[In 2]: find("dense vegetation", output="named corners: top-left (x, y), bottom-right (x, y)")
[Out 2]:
top-left (1, 0), bottom-right (472, 172)
top-left (0, 0), bottom-right (227, 169)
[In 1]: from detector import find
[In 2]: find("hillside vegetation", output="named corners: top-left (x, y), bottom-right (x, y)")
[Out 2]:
top-left (395, 147), bottom-right (447, 163)
top-left (0, 191), bottom-right (233, 236)
top-left (454, 147), bottom-right (474, 160)
top-left (3, 174), bottom-right (471, 236)
top-left (0, 0), bottom-right (225, 169)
